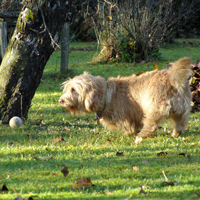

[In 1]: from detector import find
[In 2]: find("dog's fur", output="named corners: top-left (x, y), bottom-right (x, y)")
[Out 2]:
top-left (59, 57), bottom-right (192, 143)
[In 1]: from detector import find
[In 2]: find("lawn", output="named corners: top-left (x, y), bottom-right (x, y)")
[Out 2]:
top-left (0, 39), bottom-right (200, 200)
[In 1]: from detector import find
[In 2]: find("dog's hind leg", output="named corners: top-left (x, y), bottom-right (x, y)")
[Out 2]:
top-left (171, 113), bottom-right (189, 137)
top-left (135, 119), bottom-right (158, 144)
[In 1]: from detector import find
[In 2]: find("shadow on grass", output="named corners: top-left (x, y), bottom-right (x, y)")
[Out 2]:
top-left (1, 127), bottom-right (200, 199)
top-left (2, 180), bottom-right (200, 199)
top-left (1, 140), bottom-right (200, 173)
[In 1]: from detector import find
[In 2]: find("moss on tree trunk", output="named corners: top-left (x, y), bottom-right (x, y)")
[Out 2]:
top-left (0, 0), bottom-right (69, 124)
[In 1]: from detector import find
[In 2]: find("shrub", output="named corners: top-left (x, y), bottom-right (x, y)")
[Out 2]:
top-left (92, 0), bottom-right (198, 63)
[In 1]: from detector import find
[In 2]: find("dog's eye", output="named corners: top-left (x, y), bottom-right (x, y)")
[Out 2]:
top-left (71, 87), bottom-right (76, 92)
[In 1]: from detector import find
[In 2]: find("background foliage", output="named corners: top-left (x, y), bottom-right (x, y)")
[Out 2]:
top-left (92, 0), bottom-right (200, 62)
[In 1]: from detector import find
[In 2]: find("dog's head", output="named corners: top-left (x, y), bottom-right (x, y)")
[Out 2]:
top-left (59, 72), bottom-right (106, 114)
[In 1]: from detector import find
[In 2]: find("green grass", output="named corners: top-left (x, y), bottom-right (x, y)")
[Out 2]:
top-left (0, 40), bottom-right (200, 200)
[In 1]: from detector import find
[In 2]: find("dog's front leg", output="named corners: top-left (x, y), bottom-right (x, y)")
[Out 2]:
top-left (135, 121), bottom-right (158, 144)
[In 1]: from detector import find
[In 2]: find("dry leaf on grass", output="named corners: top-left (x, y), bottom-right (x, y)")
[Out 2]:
top-left (106, 138), bottom-right (111, 142)
top-left (52, 136), bottom-right (64, 144)
top-left (61, 164), bottom-right (69, 177)
top-left (72, 177), bottom-right (95, 190)
top-left (133, 166), bottom-right (138, 172)
top-left (157, 152), bottom-right (168, 156)
top-left (139, 185), bottom-right (147, 194)
top-left (0, 184), bottom-right (8, 192)
top-left (190, 144), bottom-right (198, 148)
top-left (63, 126), bottom-right (70, 131)
top-left (116, 151), bottom-right (124, 156)
top-left (162, 170), bottom-right (174, 186)
top-left (8, 142), bottom-right (14, 146)
top-left (177, 153), bottom-right (186, 157)
top-left (107, 191), bottom-right (114, 195)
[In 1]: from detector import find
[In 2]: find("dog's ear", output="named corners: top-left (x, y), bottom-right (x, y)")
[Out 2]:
top-left (85, 89), bottom-right (100, 112)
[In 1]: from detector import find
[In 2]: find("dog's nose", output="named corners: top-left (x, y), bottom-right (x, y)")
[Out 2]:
top-left (59, 99), bottom-right (64, 104)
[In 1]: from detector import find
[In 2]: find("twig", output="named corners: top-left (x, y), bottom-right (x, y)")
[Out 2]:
top-left (30, 7), bottom-right (60, 50)
top-left (162, 170), bottom-right (168, 181)
top-left (39, 8), bottom-right (60, 49)
top-left (30, 106), bottom-right (41, 119)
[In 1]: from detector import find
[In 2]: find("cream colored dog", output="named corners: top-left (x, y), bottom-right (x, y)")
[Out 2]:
top-left (59, 57), bottom-right (192, 144)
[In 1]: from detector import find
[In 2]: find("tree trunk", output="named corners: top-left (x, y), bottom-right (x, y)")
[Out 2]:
top-left (0, 0), bottom-right (69, 124)
top-left (60, 22), bottom-right (70, 72)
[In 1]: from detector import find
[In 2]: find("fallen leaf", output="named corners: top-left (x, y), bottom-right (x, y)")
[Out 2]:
top-left (63, 126), bottom-right (70, 131)
top-left (177, 153), bottom-right (185, 157)
top-left (190, 144), bottom-right (197, 148)
top-left (157, 152), bottom-right (168, 156)
top-left (52, 136), bottom-right (64, 144)
top-left (106, 138), bottom-right (111, 142)
top-left (32, 155), bottom-right (54, 161)
top-left (153, 63), bottom-right (159, 70)
top-left (162, 170), bottom-right (174, 186)
top-left (116, 151), bottom-right (124, 156)
top-left (139, 185), bottom-right (147, 194)
top-left (0, 184), bottom-right (8, 192)
top-left (107, 191), bottom-right (114, 195)
top-left (133, 166), bottom-right (138, 172)
top-left (163, 180), bottom-right (175, 186)
top-left (72, 177), bottom-right (94, 190)
top-left (61, 164), bottom-right (69, 177)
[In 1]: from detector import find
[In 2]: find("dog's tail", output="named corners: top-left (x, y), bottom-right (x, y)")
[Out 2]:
top-left (168, 57), bottom-right (193, 91)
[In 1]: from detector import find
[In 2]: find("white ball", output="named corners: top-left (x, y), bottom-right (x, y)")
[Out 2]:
top-left (9, 116), bottom-right (23, 128)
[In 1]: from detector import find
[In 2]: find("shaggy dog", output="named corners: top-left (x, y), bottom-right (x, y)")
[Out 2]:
top-left (59, 57), bottom-right (192, 144)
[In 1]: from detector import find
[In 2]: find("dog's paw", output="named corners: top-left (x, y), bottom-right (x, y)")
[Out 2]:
top-left (135, 136), bottom-right (143, 144)
top-left (171, 130), bottom-right (183, 137)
